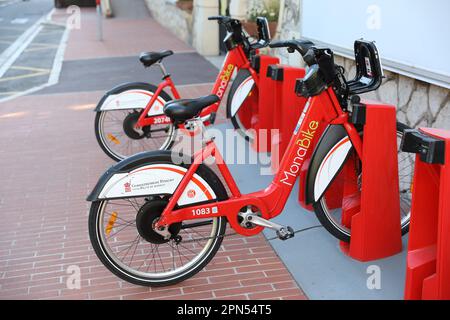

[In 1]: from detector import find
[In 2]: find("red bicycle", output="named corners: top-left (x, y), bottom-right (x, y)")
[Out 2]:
top-left (87, 39), bottom-right (414, 286)
top-left (94, 16), bottom-right (270, 161)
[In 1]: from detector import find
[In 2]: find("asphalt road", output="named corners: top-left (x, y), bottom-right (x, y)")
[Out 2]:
top-left (0, 0), bottom-right (53, 56)
top-left (0, 0), bottom-right (64, 101)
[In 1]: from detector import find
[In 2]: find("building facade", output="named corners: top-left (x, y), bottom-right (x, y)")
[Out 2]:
top-left (275, 0), bottom-right (449, 130)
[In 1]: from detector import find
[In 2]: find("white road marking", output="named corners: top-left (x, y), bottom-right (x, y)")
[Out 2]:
top-left (0, 24), bottom-right (42, 78)
top-left (0, 0), bottom-right (20, 8)
top-left (11, 18), bottom-right (29, 25)
top-left (48, 24), bottom-right (70, 85)
top-left (0, 10), bottom-right (52, 78)
top-left (0, 10), bottom-right (69, 104)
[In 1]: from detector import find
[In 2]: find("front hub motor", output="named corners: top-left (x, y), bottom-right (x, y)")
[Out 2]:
top-left (123, 111), bottom-right (150, 140)
top-left (135, 199), bottom-right (181, 244)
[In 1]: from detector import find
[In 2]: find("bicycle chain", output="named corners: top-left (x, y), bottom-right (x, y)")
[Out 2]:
top-left (176, 232), bottom-right (239, 244)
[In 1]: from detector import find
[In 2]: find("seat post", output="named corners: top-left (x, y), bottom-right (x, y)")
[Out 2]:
top-left (155, 62), bottom-right (169, 78)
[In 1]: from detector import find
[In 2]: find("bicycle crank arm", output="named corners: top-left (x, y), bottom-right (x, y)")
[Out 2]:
top-left (238, 211), bottom-right (295, 241)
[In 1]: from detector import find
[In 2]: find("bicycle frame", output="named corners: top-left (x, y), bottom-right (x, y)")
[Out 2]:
top-left (135, 45), bottom-right (258, 129)
top-left (136, 75), bottom-right (181, 127)
top-left (155, 87), bottom-right (364, 236)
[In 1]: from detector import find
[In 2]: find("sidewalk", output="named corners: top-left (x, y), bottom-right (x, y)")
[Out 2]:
top-left (0, 6), bottom-right (306, 300)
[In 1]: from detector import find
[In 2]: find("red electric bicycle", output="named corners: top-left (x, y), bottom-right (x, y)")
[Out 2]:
top-left (94, 16), bottom-right (270, 162)
top-left (87, 39), bottom-right (414, 286)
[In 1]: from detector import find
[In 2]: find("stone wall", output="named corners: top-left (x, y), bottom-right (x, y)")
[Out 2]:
top-left (275, 0), bottom-right (450, 130)
top-left (144, 0), bottom-right (193, 45)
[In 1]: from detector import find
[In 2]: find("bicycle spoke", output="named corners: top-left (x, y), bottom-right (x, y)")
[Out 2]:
top-left (97, 194), bottom-right (221, 281)
top-left (177, 242), bottom-right (201, 256)
top-left (127, 236), bottom-right (141, 266)
top-left (117, 235), bottom-right (140, 261)
top-left (155, 246), bottom-right (166, 273)
top-left (106, 220), bottom-right (136, 239)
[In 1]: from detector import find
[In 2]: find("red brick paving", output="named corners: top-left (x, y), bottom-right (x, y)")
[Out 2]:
top-left (55, 8), bottom-right (195, 61)
top-left (0, 7), bottom-right (307, 300)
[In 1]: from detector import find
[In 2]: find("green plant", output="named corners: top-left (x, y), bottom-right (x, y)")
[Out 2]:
top-left (247, 0), bottom-right (280, 22)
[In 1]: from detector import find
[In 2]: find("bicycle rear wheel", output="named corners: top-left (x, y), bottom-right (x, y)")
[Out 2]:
top-left (94, 83), bottom-right (175, 162)
top-left (88, 153), bottom-right (228, 286)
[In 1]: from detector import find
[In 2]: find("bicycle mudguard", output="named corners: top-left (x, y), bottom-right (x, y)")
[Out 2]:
top-left (305, 124), bottom-right (354, 204)
top-left (86, 151), bottom-right (217, 206)
top-left (229, 75), bottom-right (255, 117)
top-left (94, 82), bottom-right (167, 115)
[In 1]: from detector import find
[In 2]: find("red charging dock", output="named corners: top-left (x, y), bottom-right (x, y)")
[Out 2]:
top-left (250, 55), bottom-right (280, 153)
top-left (265, 65), bottom-right (307, 172)
top-left (402, 128), bottom-right (450, 300)
top-left (339, 101), bottom-right (403, 261)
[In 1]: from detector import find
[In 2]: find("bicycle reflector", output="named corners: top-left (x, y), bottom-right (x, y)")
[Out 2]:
top-left (105, 211), bottom-right (118, 236)
top-left (107, 133), bottom-right (121, 145)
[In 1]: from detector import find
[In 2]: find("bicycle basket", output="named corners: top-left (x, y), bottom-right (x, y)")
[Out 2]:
top-left (347, 40), bottom-right (384, 94)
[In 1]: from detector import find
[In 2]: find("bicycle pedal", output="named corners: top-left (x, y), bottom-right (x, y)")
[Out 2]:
top-left (238, 211), bottom-right (295, 241)
top-left (276, 226), bottom-right (295, 241)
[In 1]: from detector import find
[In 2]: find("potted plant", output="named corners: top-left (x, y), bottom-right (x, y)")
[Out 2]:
top-left (244, 0), bottom-right (279, 38)
top-left (176, 0), bottom-right (193, 13)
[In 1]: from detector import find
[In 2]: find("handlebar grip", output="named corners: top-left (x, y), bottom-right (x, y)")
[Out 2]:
top-left (303, 48), bottom-right (317, 66)
top-left (208, 16), bottom-right (222, 21)
top-left (268, 40), bottom-right (286, 49)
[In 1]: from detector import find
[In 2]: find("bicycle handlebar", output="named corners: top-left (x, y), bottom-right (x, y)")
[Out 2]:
top-left (269, 39), bottom-right (315, 56)
top-left (270, 39), bottom-right (323, 68)
top-left (208, 16), bottom-right (270, 54)
top-left (208, 16), bottom-right (238, 26)
top-left (207, 15), bottom-right (227, 21)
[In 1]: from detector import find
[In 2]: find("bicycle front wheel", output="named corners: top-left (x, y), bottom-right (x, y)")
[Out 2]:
top-left (227, 69), bottom-right (259, 142)
top-left (312, 122), bottom-right (414, 242)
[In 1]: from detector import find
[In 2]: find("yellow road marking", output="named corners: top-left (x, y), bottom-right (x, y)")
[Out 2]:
top-left (11, 65), bottom-right (51, 72)
top-left (0, 65), bottom-right (50, 82)
top-left (0, 26), bottom-right (26, 31)
top-left (36, 31), bottom-right (63, 36)
top-left (0, 91), bottom-right (20, 95)
top-left (28, 42), bottom-right (59, 46)
top-left (0, 35), bottom-right (22, 40)
top-left (24, 43), bottom-right (59, 52)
